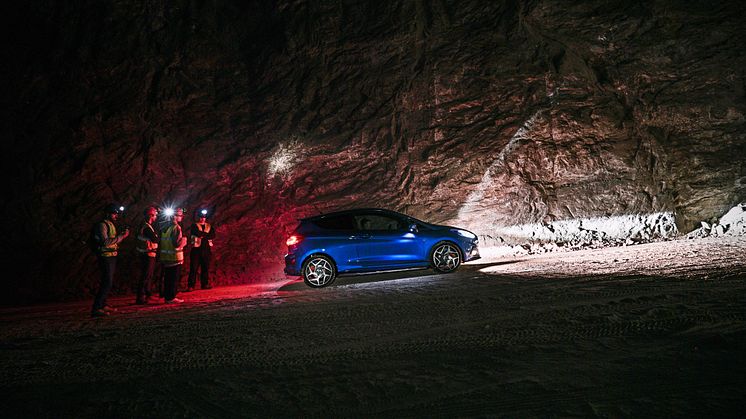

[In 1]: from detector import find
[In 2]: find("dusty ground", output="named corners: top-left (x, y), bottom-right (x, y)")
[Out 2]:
top-left (2, 236), bottom-right (745, 417)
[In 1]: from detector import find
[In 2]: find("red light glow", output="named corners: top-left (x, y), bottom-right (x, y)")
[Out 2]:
top-left (286, 235), bottom-right (301, 246)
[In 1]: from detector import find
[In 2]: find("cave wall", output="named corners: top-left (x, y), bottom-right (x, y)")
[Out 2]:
top-left (3, 0), bottom-right (745, 303)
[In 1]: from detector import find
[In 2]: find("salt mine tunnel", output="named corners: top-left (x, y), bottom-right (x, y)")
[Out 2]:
top-left (3, 0), bottom-right (745, 304)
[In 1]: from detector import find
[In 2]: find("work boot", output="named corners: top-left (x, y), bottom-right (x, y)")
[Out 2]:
top-left (102, 305), bottom-right (118, 312)
top-left (165, 298), bottom-right (184, 304)
top-left (202, 285), bottom-right (212, 290)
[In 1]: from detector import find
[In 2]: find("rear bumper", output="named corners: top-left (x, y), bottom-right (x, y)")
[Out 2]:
top-left (284, 253), bottom-right (300, 276)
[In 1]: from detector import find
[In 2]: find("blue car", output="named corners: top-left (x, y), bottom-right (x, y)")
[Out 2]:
top-left (284, 208), bottom-right (480, 287)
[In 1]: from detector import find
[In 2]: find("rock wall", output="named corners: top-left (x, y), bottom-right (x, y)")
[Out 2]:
top-left (3, 0), bottom-right (745, 303)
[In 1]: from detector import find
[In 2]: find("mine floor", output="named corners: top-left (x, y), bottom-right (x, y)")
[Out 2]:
top-left (2, 237), bottom-right (745, 417)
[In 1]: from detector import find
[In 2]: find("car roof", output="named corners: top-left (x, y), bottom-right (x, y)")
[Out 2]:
top-left (301, 208), bottom-right (408, 222)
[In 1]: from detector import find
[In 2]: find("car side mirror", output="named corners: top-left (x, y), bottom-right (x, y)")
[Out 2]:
top-left (409, 224), bottom-right (418, 233)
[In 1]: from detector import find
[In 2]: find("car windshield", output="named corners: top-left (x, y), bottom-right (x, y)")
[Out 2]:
top-left (398, 214), bottom-right (436, 230)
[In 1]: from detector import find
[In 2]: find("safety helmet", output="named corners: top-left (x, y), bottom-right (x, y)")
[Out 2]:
top-left (104, 203), bottom-right (124, 214)
top-left (195, 208), bottom-right (209, 219)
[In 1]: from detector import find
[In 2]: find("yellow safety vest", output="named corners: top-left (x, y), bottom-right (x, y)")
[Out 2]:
top-left (190, 223), bottom-right (213, 248)
top-left (136, 222), bottom-right (158, 257)
top-left (160, 224), bottom-right (184, 264)
top-left (100, 220), bottom-right (118, 257)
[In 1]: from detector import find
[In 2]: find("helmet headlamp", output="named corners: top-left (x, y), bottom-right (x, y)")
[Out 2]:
top-left (104, 203), bottom-right (124, 214)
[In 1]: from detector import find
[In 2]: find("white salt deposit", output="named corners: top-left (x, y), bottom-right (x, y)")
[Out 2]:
top-left (472, 204), bottom-right (746, 258)
top-left (492, 212), bottom-right (677, 243)
top-left (686, 203), bottom-right (746, 238)
top-left (472, 212), bottom-right (678, 257)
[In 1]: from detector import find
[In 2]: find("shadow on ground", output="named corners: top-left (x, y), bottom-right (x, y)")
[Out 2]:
top-left (278, 259), bottom-right (526, 291)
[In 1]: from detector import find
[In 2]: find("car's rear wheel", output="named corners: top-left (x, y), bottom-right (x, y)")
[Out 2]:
top-left (431, 242), bottom-right (461, 273)
top-left (302, 255), bottom-right (337, 287)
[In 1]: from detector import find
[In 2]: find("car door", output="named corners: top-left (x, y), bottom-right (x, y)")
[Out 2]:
top-left (309, 214), bottom-right (361, 271)
top-left (353, 213), bottom-right (423, 268)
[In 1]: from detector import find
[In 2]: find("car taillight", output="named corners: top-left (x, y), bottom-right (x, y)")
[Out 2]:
top-left (286, 235), bottom-right (302, 246)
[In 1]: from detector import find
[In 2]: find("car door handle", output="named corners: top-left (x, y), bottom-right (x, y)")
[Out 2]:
top-left (349, 234), bottom-right (371, 239)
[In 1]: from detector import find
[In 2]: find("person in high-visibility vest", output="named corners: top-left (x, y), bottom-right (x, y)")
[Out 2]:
top-left (186, 208), bottom-right (216, 291)
top-left (159, 207), bottom-right (187, 303)
top-left (91, 203), bottom-right (130, 317)
top-left (135, 206), bottom-right (160, 304)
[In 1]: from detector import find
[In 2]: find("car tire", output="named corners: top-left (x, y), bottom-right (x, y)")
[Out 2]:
top-left (302, 255), bottom-right (337, 288)
top-left (430, 242), bottom-right (462, 273)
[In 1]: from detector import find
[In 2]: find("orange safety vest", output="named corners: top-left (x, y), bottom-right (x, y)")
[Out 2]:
top-left (160, 224), bottom-right (184, 265)
top-left (190, 223), bottom-right (213, 248)
top-left (136, 222), bottom-right (158, 257)
top-left (99, 220), bottom-right (118, 257)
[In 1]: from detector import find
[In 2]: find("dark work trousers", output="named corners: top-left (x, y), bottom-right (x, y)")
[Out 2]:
top-left (188, 248), bottom-right (212, 288)
top-left (93, 256), bottom-right (116, 312)
top-left (162, 264), bottom-right (181, 301)
top-left (136, 253), bottom-right (156, 301)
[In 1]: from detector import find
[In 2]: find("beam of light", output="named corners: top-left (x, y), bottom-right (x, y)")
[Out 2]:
top-left (456, 110), bottom-right (542, 225)
top-left (452, 110), bottom-right (682, 253)
top-left (159, 200), bottom-right (186, 219)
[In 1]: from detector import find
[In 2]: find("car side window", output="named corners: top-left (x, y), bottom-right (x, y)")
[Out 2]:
top-left (313, 215), bottom-right (355, 230)
top-left (354, 215), bottom-right (403, 231)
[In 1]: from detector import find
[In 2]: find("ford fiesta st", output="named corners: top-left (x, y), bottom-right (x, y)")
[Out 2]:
top-left (284, 208), bottom-right (480, 287)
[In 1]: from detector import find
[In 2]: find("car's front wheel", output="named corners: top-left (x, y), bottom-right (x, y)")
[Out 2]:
top-left (431, 242), bottom-right (462, 273)
top-left (302, 255), bottom-right (337, 287)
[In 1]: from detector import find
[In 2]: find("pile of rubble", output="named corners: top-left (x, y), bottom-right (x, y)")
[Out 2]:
top-left (686, 203), bottom-right (746, 239)
top-left (472, 206), bottom-right (746, 259)
top-left (475, 212), bottom-right (679, 256)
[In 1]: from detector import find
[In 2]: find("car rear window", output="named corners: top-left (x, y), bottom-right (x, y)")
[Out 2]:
top-left (312, 215), bottom-right (355, 230)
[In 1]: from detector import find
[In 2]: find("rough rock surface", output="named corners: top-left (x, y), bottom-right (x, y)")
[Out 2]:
top-left (3, 1), bottom-right (745, 303)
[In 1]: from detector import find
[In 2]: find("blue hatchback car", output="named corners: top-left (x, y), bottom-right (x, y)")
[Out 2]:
top-left (284, 208), bottom-right (480, 287)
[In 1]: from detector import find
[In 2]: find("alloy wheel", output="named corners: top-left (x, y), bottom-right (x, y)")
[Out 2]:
top-left (432, 243), bottom-right (461, 272)
top-left (304, 257), bottom-right (335, 287)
